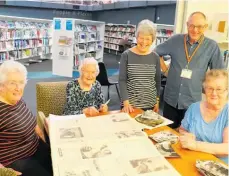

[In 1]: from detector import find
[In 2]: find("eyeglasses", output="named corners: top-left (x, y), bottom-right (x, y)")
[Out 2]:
top-left (205, 87), bottom-right (227, 94)
top-left (188, 24), bottom-right (207, 31)
top-left (82, 70), bottom-right (97, 76)
top-left (7, 81), bottom-right (26, 88)
top-left (137, 37), bottom-right (153, 43)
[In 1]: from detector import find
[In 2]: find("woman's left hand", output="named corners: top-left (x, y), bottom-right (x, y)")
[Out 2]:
top-left (99, 104), bottom-right (108, 113)
top-left (179, 132), bottom-right (197, 150)
top-left (153, 102), bottom-right (159, 113)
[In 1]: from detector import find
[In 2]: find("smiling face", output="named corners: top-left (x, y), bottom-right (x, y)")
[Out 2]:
top-left (0, 71), bottom-right (26, 105)
top-left (136, 32), bottom-right (153, 53)
top-left (187, 13), bottom-right (208, 42)
top-left (81, 64), bottom-right (97, 86)
top-left (204, 76), bottom-right (228, 106)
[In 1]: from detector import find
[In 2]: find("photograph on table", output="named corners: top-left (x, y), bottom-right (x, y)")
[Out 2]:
top-left (130, 156), bottom-right (169, 174)
top-left (196, 160), bottom-right (228, 176)
top-left (110, 114), bottom-right (131, 123)
top-left (80, 144), bottom-right (112, 159)
top-left (155, 141), bottom-right (180, 158)
top-left (59, 127), bottom-right (84, 139)
top-left (134, 110), bottom-right (173, 129)
top-left (149, 130), bottom-right (179, 143)
top-left (115, 130), bottom-right (146, 139)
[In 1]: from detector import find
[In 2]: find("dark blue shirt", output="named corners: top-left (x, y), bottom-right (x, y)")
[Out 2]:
top-left (155, 34), bottom-right (225, 109)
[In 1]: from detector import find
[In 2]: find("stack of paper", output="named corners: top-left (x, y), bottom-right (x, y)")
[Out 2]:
top-left (49, 113), bottom-right (180, 176)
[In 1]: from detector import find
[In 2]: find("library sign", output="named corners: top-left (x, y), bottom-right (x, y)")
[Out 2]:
top-left (53, 10), bottom-right (92, 18)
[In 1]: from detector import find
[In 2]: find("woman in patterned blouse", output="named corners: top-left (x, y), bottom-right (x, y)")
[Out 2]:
top-left (63, 57), bottom-right (108, 116)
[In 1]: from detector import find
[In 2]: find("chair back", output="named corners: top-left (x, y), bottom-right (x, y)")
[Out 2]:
top-left (96, 62), bottom-right (110, 86)
top-left (36, 81), bottom-right (68, 117)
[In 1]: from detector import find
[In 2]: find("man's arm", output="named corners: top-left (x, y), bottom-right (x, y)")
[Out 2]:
top-left (209, 43), bottom-right (225, 69)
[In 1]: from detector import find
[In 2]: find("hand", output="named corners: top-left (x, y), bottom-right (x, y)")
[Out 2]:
top-left (122, 101), bottom-right (134, 113)
top-left (0, 166), bottom-right (22, 175)
top-left (99, 104), bottom-right (108, 113)
top-left (153, 102), bottom-right (159, 113)
top-left (179, 132), bottom-right (197, 150)
top-left (83, 107), bottom-right (99, 116)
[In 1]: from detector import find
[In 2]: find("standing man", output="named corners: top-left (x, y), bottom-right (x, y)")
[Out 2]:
top-left (155, 12), bottom-right (225, 129)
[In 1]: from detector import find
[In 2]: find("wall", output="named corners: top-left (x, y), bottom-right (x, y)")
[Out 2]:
top-left (174, 0), bottom-right (228, 48)
top-left (0, 6), bottom-right (93, 20)
top-left (93, 5), bottom-right (176, 25)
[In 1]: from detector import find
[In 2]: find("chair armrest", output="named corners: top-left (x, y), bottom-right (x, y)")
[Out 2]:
top-left (37, 111), bottom-right (49, 136)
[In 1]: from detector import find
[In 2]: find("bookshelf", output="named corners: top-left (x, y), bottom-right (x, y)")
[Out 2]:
top-left (104, 23), bottom-right (136, 54)
top-left (52, 18), bottom-right (105, 77)
top-left (155, 24), bottom-right (174, 46)
top-left (0, 15), bottom-right (52, 65)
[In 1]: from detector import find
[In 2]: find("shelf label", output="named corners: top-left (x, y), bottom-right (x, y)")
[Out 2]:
top-left (66, 20), bottom-right (73, 31)
top-left (54, 19), bottom-right (61, 30)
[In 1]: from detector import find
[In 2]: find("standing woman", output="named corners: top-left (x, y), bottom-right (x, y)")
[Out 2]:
top-left (119, 19), bottom-right (161, 113)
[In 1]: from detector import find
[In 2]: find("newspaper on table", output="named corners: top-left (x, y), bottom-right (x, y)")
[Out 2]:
top-left (49, 112), bottom-right (180, 176)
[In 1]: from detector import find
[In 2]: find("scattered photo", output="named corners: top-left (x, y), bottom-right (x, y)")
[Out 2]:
top-left (115, 130), bottom-right (145, 139)
top-left (149, 130), bottom-right (179, 143)
top-left (135, 110), bottom-right (164, 127)
top-left (196, 160), bottom-right (228, 176)
top-left (80, 145), bottom-right (112, 159)
top-left (155, 141), bottom-right (180, 158)
top-left (59, 127), bottom-right (83, 139)
top-left (130, 157), bottom-right (169, 174)
top-left (111, 115), bottom-right (130, 122)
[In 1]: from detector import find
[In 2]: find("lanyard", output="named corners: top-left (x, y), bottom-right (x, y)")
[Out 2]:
top-left (184, 34), bottom-right (204, 65)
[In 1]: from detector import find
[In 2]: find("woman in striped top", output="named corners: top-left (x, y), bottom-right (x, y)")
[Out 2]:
top-left (119, 19), bottom-right (161, 113)
top-left (0, 61), bottom-right (52, 176)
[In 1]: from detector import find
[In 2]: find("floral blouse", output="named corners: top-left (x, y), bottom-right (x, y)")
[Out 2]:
top-left (63, 79), bottom-right (105, 115)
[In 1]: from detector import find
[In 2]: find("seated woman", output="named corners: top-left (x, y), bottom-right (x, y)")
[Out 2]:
top-left (0, 60), bottom-right (52, 176)
top-left (63, 57), bottom-right (108, 116)
top-left (179, 69), bottom-right (228, 164)
top-left (119, 19), bottom-right (161, 113)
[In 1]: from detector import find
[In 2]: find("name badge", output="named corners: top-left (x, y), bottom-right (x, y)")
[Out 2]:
top-left (181, 69), bottom-right (192, 79)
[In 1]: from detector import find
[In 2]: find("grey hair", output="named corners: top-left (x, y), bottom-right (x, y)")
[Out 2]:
top-left (78, 57), bottom-right (100, 76)
top-left (203, 69), bottom-right (228, 88)
top-left (136, 19), bottom-right (157, 41)
top-left (188, 11), bottom-right (207, 21)
top-left (0, 60), bottom-right (28, 84)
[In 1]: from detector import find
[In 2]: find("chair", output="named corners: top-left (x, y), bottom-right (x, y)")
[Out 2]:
top-left (96, 62), bottom-right (120, 100)
top-left (36, 81), bottom-right (68, 131)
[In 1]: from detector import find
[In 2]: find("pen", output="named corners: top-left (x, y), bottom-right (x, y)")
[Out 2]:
top-left (104, 99), bottom-right (110, 105)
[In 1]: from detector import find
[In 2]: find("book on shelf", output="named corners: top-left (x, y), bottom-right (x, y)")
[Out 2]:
top-left (0, 18), bottom-right (52, 61)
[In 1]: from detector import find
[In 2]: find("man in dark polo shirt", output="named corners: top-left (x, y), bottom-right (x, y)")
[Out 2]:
top-left (155, 11), bottom-right (225, 129)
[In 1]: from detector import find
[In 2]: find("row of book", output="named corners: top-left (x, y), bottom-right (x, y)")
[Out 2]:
top-left (0, 39), bottom-right (50, 52)
top-left (75, 24), bottom-right (98, 32)
top-left (0, 28), bottom-right (50, 41)
top-left (74, 42), bottom-right (103, 54)
top-left (0, 48), bottom-right (40, 62)
top-left (0, 20), bottom-right (50, 29)
top-left (105, 25), bottom-right (135, 33)
top-left (75, 31), bottom-right (101, 43)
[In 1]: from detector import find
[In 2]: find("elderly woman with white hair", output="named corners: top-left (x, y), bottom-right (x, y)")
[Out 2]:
top-left (119, 19), bottom-right (161, 113)
top-left (179, 69), bottom-right (228, 164)
top-left (0, 60), bottom-right (52, 176)
top-left (63, 57), bottom-right (108, 116)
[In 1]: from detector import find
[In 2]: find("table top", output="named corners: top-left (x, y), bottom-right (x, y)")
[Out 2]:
top-left (88, 109), bottom-right (223, 176)
top-left (45, 109), bottom-right (222, 176)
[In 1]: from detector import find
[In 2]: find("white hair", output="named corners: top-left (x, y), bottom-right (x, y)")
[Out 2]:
top-left (0, 60), bottom-right (28, 84)
top-left (78, 57), bottom-right (99, 76)
top-left (136, 19), bottom-right (157, 41)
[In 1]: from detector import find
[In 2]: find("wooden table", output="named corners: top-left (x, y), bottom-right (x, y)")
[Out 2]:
top-left (45, 109), bottom-right (222, 176)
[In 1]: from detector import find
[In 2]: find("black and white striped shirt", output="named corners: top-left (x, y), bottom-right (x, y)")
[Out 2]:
top-left (119, 50), bottom-right (161, 109)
